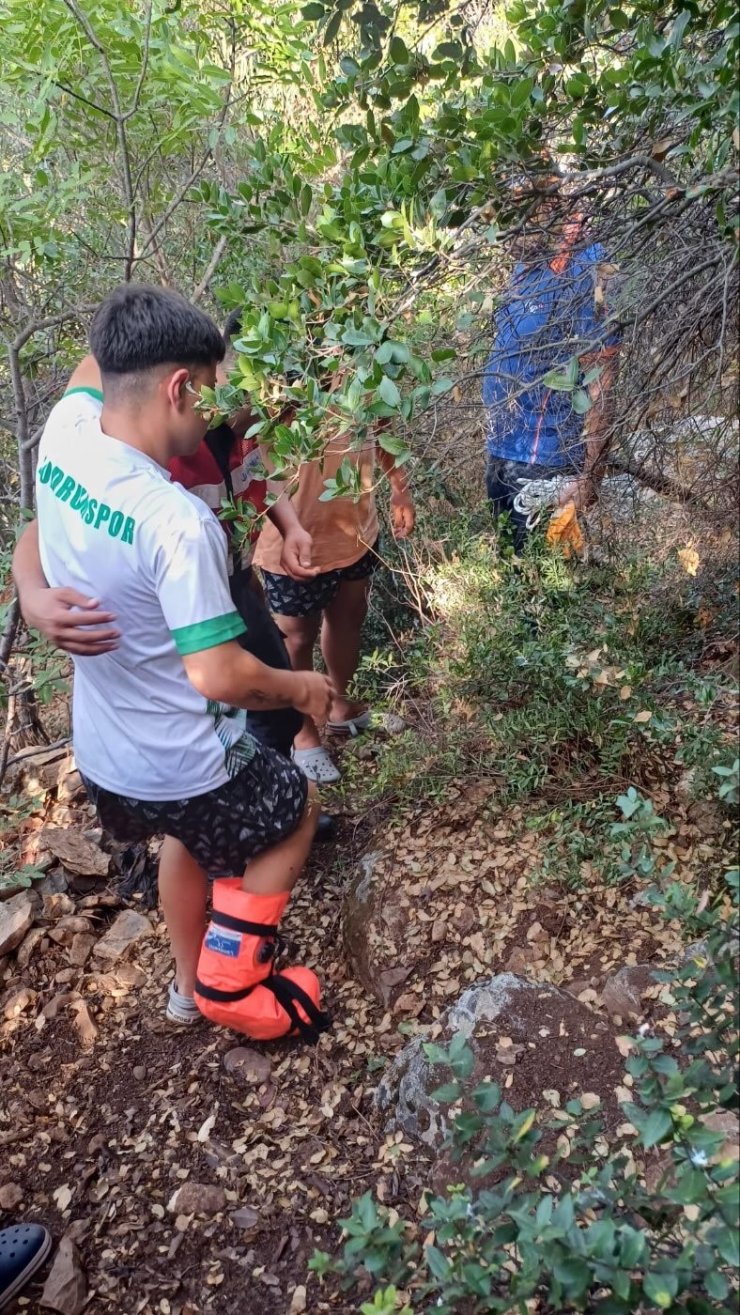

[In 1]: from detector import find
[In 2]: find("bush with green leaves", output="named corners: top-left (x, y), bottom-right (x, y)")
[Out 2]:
top-left (311, 871), bottom-right (740, 1313)
top-left (344, 520), bottom-right (734, 815)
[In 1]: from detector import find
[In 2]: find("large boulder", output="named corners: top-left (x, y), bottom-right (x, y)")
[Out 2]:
top-left (375, 973), bottom-right (621, 1148)
top-left (342, 851), bottom-right (415, 1006)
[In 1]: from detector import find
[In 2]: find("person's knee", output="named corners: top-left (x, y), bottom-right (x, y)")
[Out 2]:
top-left (276, 613), bottom-right (320, 666)
top-left (328, 584), bottom-right (369, 629)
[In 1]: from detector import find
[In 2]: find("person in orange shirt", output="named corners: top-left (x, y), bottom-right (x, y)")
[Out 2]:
top-left (254, 434), bottom-right (415, 783)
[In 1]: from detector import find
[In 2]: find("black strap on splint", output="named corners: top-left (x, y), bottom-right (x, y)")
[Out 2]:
top-left (194, 972), bottom-right (332, 1046)
top-left (264, 975), bottom-right (332, 1046)
top-left (209, 909), bottom-right (279, 937)
top-left (195, 978), bottom-right (256, 1003)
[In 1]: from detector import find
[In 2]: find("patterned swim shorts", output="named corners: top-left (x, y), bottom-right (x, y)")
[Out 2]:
top-left (261, 540), bottom-right (380, 618)
top-left (81, 745), bottom-right (308, 877)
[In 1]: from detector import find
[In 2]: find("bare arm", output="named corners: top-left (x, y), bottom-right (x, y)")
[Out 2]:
top-left (182, 642), bottom-right (334, 721)
top-left (559, 347), bottom-right (620, 511)
top-left (258, 443), bottom-right (317, 579)
top-left (377, 444), bottom-right (415, 539)
top-left (580, 348), bottom-right (620, 483)
top-left (12, 521), bottom-right (120, 655)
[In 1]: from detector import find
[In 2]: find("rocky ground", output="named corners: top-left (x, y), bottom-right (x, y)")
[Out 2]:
top-left (0, 736), bottom-right (736, 1315)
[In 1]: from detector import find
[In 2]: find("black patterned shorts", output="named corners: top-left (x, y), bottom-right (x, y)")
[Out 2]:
top-left (261, 540), bottom-right (380, 617)
top-left (81, 746), bottom-right (309, 877)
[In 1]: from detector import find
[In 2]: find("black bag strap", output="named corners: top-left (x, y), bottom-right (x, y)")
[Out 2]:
top-left (209, 909), bottom-right (279, 937)
top-left (194, 977), bottom-right (256, 1003)
top-left (193, 972), bottom-right (332, 1045)
top-left (264, 975), bottom-right (332, 1046)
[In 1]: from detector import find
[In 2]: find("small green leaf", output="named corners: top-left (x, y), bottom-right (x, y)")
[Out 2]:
top-left (389, 36), bottom-right (409, 63)
top-left (378, 374), bottom-right (401, 407)
top-left (642, 1271), bottom-right (678, 1308)
top-left (641, 1107), bottom-right (672, 1148)
top-left (431, 1082), bottom-right (462, 1103)
top-left (571, 389), bottom-right (592, 414)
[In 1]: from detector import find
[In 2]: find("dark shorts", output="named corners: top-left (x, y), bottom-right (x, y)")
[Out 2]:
top-left (261, 540), bottom-right (380, 617)
top-left (486, 456), bottom-right (575, 552)
top-left (81, 746), bottom-right (308, 877)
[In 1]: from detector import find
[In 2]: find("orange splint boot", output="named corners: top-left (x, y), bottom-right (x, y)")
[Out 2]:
top-left (193, 879), bottom-right (330, 1044)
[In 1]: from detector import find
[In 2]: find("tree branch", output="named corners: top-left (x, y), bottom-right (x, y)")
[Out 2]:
top-left (191, 235), bottom-right (229, 304)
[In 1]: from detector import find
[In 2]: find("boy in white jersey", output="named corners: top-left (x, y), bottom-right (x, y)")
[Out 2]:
top-left (35, 284), bottom-right (334, 1043)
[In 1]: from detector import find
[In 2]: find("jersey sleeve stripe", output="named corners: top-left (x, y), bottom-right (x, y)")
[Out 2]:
top-left (171, 612), bottom-right (246, 656)
top-left (63, 385), bottom-right (105, 402)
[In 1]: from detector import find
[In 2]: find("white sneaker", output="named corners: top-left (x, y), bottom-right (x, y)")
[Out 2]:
top-left (166, 980), bottom-right (201, 1025)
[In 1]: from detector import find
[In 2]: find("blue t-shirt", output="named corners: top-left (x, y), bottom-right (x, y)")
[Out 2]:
top-left (482, 243), bottom-right (620, 470)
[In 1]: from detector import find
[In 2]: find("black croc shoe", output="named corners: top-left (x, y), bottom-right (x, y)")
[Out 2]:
top-left (0, 1223), bottom-right (52, 1309)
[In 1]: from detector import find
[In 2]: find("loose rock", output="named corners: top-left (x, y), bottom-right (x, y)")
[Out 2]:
top-left (601, 963), bottom-right (655, 1019)
top-left (38, 826), bottom-right (109, 878)
top-left (16, 926), bottom-right (47, 968)
top-left (40, 1235), bottom-right (87, 1315)
top-left (0, 890), bottom-right (38, 958)
top-left (68, 933), bottom-right (96, 967)
top-left (231, 1205), bottom-right (260, 1231)
top-left (0, 1182), bottom-right (23, 1210)
top-left (92, 909), bottom-right (153, 963)
top-left (167, 1182), bottom-right (226, 1217)
top-left (2, 986), bottom-right (37, 1019)
top-left (223, 1047), bottom-right (272, 1085)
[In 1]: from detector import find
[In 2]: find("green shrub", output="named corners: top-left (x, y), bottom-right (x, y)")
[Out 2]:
top-left (311, 872), bottom-right (740, 1313)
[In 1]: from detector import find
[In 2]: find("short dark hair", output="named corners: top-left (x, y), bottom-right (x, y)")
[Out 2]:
top-left (89, 284), bottom-right (225, 376)
top-left (223, 307), bottom-right (243, 349)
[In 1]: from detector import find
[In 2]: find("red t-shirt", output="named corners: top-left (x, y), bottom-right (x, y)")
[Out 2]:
top-left (168, 426), bottom-right (268, 568)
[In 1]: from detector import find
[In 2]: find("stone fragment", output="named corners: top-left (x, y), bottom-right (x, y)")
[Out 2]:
top-left (42, 893), bottom-right (76, 921)
top-left (48, 916), bottom-right (94, 946)
top-left (38, 826), bottom-right (109, 878)
top-left (167, 1182), bottom-right (226, 1217)
top-left (68, 933), bottom-right (96, 967)
top-left (223, 1047), bottom-right (272, 1085)
top-left (16, 926), bottom-right (46, 969)
top-left (40, 1235), bottom-right (87, 1315)
top-left (2, 986), bottom-right (37, 1019)
top-left (92, 909), bottom-right (152, 963)
top-left (37, 870), bottom-right (70, 898)
top-left (0, 890), bottom-right (38, 957)
top-left (0, 1182), bottom-right (23, 1210)
top-left (601, 964), bottom-right (654, 1019)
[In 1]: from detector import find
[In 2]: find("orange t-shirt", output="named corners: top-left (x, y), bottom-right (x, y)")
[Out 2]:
top-left (253, 435), bottom-right (379, 574)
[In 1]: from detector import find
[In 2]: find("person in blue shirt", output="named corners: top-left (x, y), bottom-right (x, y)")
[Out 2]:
top-left (483, 183), bottom-right (621, 552)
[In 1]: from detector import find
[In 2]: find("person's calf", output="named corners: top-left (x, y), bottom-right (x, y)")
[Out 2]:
top-left (158, 836), bottom-right (208, 1003)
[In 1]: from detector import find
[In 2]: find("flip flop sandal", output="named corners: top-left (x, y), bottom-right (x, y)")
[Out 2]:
top-left (326, 710), bottom-right (372, 737)
top-left (0, 1223), bottom-right (52, 1309)
top-left (166, 981), bottom-right (202, 1025)
top-left (292, 746), bottom-right (341, 784)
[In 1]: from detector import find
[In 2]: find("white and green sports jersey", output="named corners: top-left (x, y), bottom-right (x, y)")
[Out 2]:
top-left (36, 388), bottom-right (257, 801)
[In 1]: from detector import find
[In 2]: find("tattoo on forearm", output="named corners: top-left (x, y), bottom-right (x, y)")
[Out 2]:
top-left (242, 688), bottom-right (294, 709)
